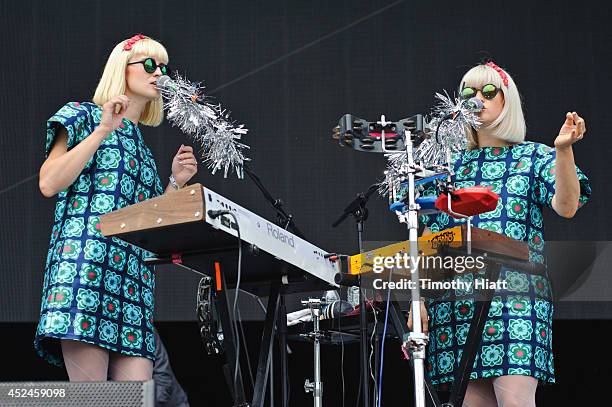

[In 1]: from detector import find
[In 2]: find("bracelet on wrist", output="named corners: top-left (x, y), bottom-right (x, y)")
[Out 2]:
top-left (169, 174), bottom-right (182, 190)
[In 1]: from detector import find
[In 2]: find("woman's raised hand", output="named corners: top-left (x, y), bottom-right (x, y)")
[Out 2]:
top-left (407, 300), bottom-right (429, 334)
top-left (555, 111), bottom-right (586, 149)
top-left (171, 144), bottom-right (198, 187)
top-left (99, 95), bottom-right (130, 134)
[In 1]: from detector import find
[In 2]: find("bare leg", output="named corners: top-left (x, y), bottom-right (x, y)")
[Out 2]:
top-left (61, 339), bottom-right (109, 381)
top-left (108, 352), bottom-right (153, 381)
top-left (492, 375), bottom-right (538, 407)
top-left (462, 378), bottom-right (498, 407)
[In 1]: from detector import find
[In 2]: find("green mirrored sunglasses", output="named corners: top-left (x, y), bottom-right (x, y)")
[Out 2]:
top-left (460, 83), bottom-right (500, 100)
top-left (127, 57), bottom-right (170, 76)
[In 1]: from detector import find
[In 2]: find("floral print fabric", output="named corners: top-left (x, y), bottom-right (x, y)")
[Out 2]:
top-left (35, 102), bottom-right (164, 366)
top-left (418, 142), bottom-right (590, 384)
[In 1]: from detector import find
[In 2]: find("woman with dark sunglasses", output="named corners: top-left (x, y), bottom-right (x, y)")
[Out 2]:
top-left (410, 62), bottom-right (591, 406)
top-left (35, 35), bottom-right (198, 382)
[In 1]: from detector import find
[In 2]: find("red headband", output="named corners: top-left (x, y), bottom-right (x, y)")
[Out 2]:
top-left (123, 34), bottom-right (147, 51)
top-left (485, 61), bottom-right (509, 87)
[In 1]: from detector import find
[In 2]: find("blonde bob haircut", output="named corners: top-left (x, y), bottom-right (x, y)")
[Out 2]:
top-left (93, 36), bottom-right (169, 127)
top-left (459, 63), bottom-right (526, 149)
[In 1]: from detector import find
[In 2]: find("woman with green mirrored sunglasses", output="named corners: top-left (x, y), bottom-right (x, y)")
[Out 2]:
top-left (36, 35), bottom-right (197, 390)
top-left (460, 83), bottom-right (501, 100)
top-left (416, 61), bottom-right (591, 407)
top-left (127, 57), bottom-right (171, 76)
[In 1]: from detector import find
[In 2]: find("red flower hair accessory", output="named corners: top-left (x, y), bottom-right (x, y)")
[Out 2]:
top-left (485, 61), bottom-right (509, 87)
top-left (123, 34), bottom-right (147, 51)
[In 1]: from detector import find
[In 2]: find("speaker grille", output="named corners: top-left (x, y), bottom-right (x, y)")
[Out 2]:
top-left (0, 380), bottom-right (154, 407)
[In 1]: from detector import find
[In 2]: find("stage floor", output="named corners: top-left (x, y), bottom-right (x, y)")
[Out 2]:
top-left (2, 320), bottom-right (606, 406)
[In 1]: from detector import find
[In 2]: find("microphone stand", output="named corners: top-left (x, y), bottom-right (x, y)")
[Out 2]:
top-left (330, 113), bottom-right (432, 407)
top-left (244, 165), bottom-right (306, 239)
top-left (243, 165), bottom-right (305, 407)
top-left (332, 183), bottom-right (378, 407)
top-left (387, 129), bottom-right (427, 407)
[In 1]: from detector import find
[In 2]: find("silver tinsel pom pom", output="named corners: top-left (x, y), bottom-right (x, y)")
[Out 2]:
top-left (380, 91), bottom-right (481, 198)
top-left (419, 92), bottom-right (480, 167)
top-left (378, 151), bottom-right (413, 196)
top-left (204, 111), bottom-right (249, 178)
top-left (158, 73), bottom-right (249, 178)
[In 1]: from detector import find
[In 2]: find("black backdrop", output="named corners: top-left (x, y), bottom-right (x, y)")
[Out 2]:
top-left (1, 0), bottom-right (611, 322)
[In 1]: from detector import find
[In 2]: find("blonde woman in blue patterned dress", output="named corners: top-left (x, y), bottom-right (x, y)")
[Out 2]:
top-left (409, 62), bottom-right (591, 406)
top-left (35, 35), bottom-right (198, 381)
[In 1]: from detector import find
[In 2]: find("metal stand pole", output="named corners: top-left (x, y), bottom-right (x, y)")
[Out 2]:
top-left (373, 330), bottom-right (380, 407)
top-left (252, 284), bottom-right (281, 407)
top-left (279, 295), bottom-right (289, 407)
top-left (357, 220), bottom-right (371, 407)
top-left (395, 129), bottom-right (428, 407)
top-left (269, 345), bottom-right (274, 407)
top-left (331, 182), bottom-right (378, 407)
top-left (303, 298), bottom-right (326, 407)
top-left (358, 281), bottom-right (372, 407)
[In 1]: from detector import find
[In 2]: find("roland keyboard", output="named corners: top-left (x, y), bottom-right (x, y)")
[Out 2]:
top-left (99, 183), bottom-right (339, 293)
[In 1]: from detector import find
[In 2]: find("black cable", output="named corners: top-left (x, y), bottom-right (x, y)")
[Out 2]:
top-left (339, 303), bottom-right (345, 407)
top-left (377, 269), bottom-right (394, 407)
top-left (236, 289), bottom-right (269, 398)
top-left (208, 209), bottom-right (242, 402)
top-left (355, 360), bottom-right (362, 407)
top-left (226, 212), bottom-right (243, 396)
top-left (369, 296), bottom-right (378, 407)
top-left (287, 358), bottom-right (291, 404)
top-left (236, 306), bottom-right (255, 389)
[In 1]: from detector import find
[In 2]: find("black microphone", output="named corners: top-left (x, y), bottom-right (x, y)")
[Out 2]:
top-left (156, 75), bottom-right (206, 105)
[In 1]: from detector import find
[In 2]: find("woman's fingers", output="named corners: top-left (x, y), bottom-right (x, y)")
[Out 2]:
top-left (576, 118), bottom-right (586, 136)
top-left (559, 112), bottom-right (586, 146)
top-left (177, 145), bottom-right (194, 154)
top-left (571, 112), bottom-right (587, 139)
top-left (421, 301), bottom-right (429, 334)
top-left (571, 111), bottom-right (579, 122)
top-left (177, 152), bottom-right (196, 160)
top-left (178, 158), bottom-right (198, 165)
top-left (104, 95), bottom-right (129, 115)
top-left (407, 302), bottom-right (429, 333)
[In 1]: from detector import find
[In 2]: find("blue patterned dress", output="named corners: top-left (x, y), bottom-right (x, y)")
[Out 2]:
top-left (418, 141), bottom-right (590, 384)
top-left (34, 102), bottom-right (165, 366)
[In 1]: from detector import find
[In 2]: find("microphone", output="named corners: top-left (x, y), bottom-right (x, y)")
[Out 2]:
top-left (435, 97), bottom-right (484, 143)
top-left (156, 75), bottom-right (176, 91)
top-left (464, 97), bottom-right (484, 113)
top-left (157, 75), bottom-right (206, 105)
top-left (442, 97), bottom-right (483, 120)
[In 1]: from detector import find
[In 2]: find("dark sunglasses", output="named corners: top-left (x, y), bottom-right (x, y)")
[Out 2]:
top-left (460, 83), bottom-right (500, 100)
top-left (127, 57), bottom-right (171, 76)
